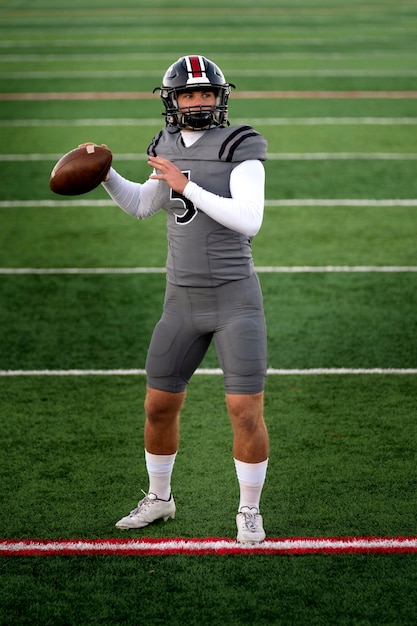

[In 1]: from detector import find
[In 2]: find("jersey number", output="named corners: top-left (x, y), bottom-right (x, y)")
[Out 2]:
top-left (171, 171), bottom-right (198, 225)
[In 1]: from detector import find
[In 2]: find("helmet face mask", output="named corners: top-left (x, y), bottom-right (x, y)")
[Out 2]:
top-left (155, 55), bottom-right (234, 130)
top-left (178, 103), bottom-right (217, 131)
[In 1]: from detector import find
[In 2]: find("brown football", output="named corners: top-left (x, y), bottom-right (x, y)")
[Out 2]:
top-left (49, 145), bottom-right (113, 196)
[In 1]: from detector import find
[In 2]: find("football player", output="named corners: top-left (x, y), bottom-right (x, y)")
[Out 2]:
top-left (102, 55), bottom-right (269, 543)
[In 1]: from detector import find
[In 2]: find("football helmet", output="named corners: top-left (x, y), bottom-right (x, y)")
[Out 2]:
top-left (154, 55), bottom-right (234, 130)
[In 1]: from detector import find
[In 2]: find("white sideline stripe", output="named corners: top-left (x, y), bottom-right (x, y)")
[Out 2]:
top-left (2, 199), bottom-right (417, 209)
top-left (3, 152), bottom-right (417, 162)
top-left (1, 117), bottom-right (416, 127)
top-left (1, 537), bottom-right (416, 555)
top-left (1, 369), bottom-right (416, 377)
top-left (1, 267), bottom-right (417, 275)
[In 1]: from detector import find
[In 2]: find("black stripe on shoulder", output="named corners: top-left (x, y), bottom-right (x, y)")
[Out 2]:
top-left (147, 130), bottom-right (164, 156)
top-left (218, 126), bottom-right (254, 161)
top-left (225, 131), bottom-right (260, 162)
top-left (218, 126), bottom-right (260, 162)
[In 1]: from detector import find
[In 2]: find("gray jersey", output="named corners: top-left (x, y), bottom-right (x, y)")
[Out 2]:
top-left (147, 125), bottom-right (267, 287)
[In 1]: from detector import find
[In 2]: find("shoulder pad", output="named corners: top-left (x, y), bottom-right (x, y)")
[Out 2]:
top-left (218, 125), bottom-right (267, 162)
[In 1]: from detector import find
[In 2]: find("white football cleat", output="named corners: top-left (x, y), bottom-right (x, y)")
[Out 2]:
top-left (236, 506), bottom-right (266, 544)
top-left (115, 492), bottom-right (176, 530)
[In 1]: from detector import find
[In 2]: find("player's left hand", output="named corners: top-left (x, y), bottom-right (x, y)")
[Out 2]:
top-left (148, 156), bottom-right (189, 195)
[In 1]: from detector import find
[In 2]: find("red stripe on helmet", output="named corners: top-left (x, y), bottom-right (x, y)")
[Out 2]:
top-left (189, 56), bottom-right (203, 78)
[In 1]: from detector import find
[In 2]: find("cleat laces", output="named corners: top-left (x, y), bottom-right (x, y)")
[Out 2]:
top-left (129, 491), bottom-right (156, 516)
top-left (241, 508), bottom-right (259, 532)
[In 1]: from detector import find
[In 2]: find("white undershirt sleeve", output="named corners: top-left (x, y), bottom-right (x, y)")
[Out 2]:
top-left (102, 168), bottom-right (162, 219)
top-left (182, 160), bottom-right (265, 237)
top-left (103, 159), bottom-right (265, 236)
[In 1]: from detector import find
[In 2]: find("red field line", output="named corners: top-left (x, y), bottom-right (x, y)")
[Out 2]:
top-left (1, 537), bottom-right (416, 556)
top-left (1, 91), bottom-right (417, 101)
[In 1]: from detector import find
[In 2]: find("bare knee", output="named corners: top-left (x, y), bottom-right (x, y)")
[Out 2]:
top-left (226, 392), bottom-right (265, 434)
top-left (144, 387), bottom-right (185, 455)
top-left (145, 387), bottom-right (185, 424)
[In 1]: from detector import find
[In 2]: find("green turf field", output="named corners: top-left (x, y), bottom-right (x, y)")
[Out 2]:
top-left (1, 1), bottom-right (417, 624)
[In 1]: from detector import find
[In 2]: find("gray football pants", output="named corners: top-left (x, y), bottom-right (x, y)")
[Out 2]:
top-left (146, 273), bottom-right (267, 394)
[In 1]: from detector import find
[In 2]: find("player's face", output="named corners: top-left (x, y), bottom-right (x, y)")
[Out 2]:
top-left (177, 90), bottom-right (217, 111)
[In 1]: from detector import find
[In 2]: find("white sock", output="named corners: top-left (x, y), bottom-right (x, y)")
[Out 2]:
top-left (145, 450), bottom-right (177, 501)
top-left (234, 458), bottom-right (268, 512)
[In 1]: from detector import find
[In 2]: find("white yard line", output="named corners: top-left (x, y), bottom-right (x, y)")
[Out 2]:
top-left (3, 152), bottom-right (417, 162)
top-left (3, 69), bottom-right (417, 79)
top-left (2, 91), bottom-right (417, 100)
top-left (266, 153), bottom-right (417, 160)
top-left (1, 368), bottom-right (416, 377)
top-left (2, 199), bottom-right (417, 209)
top-left (0, 43), bottom-right (413, 58)
top-left (264, 199), bottom-right (417, 206)
top-left (1, 266), bottom-right (417, 275)
top-left (1, 117), bottom-right (416, 126)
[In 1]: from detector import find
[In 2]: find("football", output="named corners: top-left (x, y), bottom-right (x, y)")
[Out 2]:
top-left (49, 144), bottom-right (112, 196)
